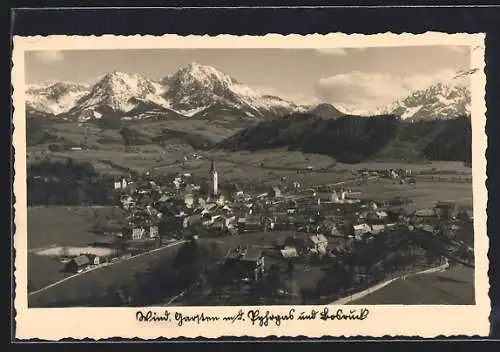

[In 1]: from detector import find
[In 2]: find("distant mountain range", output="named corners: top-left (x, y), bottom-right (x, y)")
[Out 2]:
top-left (26, 63), bottom-right (305, 122)
top-left (25, 63), bottom-right (476, 123)
top-left (373, 72), bottom-right (472, 121)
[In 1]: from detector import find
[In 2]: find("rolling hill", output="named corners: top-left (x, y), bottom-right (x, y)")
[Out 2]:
top-left (216, 113), bottom-right (472, 164)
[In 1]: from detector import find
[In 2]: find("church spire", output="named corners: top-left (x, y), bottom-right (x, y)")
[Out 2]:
top-left (210, 158), bottom-right (216, 174)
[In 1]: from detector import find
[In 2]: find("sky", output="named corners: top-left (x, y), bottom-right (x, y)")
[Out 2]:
top-left (25, 46), bottom-right (470, 111)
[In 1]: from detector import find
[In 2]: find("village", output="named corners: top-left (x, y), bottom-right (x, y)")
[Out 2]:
top-left (58, 158), bottom-right (475, 305)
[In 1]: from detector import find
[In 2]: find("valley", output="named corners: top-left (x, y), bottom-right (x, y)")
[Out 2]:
top-left (24, 60), bottom-right (476, 308)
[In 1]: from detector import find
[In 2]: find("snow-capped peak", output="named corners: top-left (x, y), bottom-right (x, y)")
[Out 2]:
top-left (376, 74), bottom-right (472, 121)
top-left (67, 71), bottom-right (169, 118)
top-left (26, 81), bottom-right (91, 115)
top-left (161, 62), bottom-right (299, 117)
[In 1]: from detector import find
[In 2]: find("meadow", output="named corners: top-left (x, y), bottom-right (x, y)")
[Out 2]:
top-left (28, 242), bottom-right (183, 307)
top-left (349, 264), bottom-right (474, 305)
top-left (27, 206), bottom-right (124, 292)
top-left (351, 179), bottom-right (473, 211)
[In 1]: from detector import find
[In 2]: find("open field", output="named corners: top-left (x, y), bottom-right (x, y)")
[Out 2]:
top-left (339, 161), bottom-right (472, 174)
top-left (350, 179), bottom-right (473, 211)
top-left (349, 264), bottom-right (474, 305)
top-left (28, 254), bottom-right (70, 293)
top-left (27, 206), bottom-right (125, 292)
top-left (34, 245), bottom-right (117, 257)
top-left (28, 242), bottom-right (183, 307)
top-left (27, 206), bottom-right (122, 249)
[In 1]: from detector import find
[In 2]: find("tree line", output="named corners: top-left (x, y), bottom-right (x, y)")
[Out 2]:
top-left (27, 158), bottom-right (118, 206)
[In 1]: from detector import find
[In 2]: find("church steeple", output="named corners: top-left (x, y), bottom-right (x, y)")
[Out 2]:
top-left (210, 159), bottom-right (216, 174)
top-left (209, 158), bottom-right (218, 196)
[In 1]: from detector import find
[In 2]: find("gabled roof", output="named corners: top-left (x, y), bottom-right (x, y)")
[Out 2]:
top-left (310, 234), bottom-right (328, 243)
top-left (72, 255), bottom-right (91, 266)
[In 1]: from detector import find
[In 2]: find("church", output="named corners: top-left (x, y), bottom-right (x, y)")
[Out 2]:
top-left (209, 158), bottom-right (219, 198)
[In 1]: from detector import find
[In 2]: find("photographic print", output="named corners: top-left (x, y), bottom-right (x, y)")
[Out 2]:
top-left (12, 33), bottom-right (489, 339)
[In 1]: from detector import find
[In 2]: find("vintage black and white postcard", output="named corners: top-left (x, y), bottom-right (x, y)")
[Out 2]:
top-left (12, 33), bottom-right (489, 339)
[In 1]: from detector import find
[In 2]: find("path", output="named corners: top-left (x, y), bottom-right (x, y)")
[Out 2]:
top-left (28, 240), bottom-right (186, 296)
top-left (330, 260), bottom-right (450, 305)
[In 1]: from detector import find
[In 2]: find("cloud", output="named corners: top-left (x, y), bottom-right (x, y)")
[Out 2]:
top-left (33, 51), bottom-right (65, 64)
top-left (313, 69), bottom-right (458, 111)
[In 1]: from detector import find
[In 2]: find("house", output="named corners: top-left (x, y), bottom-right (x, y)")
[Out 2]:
top-left (132, 227), bottom-right (146, 240)
top-left (183, 214), bottom-right (202, 229)
top-left (308, 234), bottom-right (328, 255)
top-left (350, 223), bottom-right (372, 237)
top-left (270, 215), bottom-right (291, 231)
top-left (283, 236), bottom-right (308, 255)
top-left (201, 203), bottom-right (218, 215)
top-left (331, 190), bottom-right (340, 202)
top-left (269, 186), bottom-right (282, 198)
top-left (120, 195), bottom-right (135, 209)
top-left (224, 246), bottom-right (265, 281)
top-left (65, 255), bottom-right (91, 273)
top-left (149, 225), bottom-right (159, 238)
top-left (215, 195), bottom-right (226, 206)
top-left (240, 247), bottom-right (266, 280)
top-left (184, 194), bottom-right (194, 208)
top-left (85, 253), bottom-right (101, 265)
top-left (414, 208), bottom-right (437, 218)
top-left (368, 210), bottom-right (388, 221)
top-left (370, 224), bottom-right (386, 235)
top-left (280, 247), bottom-right (299, 258)
top-left (238, 215), bottom-right (262, 232)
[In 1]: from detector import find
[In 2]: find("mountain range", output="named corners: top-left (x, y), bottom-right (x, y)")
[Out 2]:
top-left (25, 63), bottom-right (475, 123)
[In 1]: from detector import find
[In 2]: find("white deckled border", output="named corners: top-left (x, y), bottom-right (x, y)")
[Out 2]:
top-left (12, 32), bottom-right (489, 340)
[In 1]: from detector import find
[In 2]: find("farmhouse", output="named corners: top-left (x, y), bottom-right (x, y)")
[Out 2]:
top-left (65, 255), bottom-right (91, 273)
top-left (224, 246), bottom-right (266, 281)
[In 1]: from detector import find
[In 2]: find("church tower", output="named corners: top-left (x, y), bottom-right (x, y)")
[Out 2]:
top-left (210, 159), bottom-right (218, 196)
